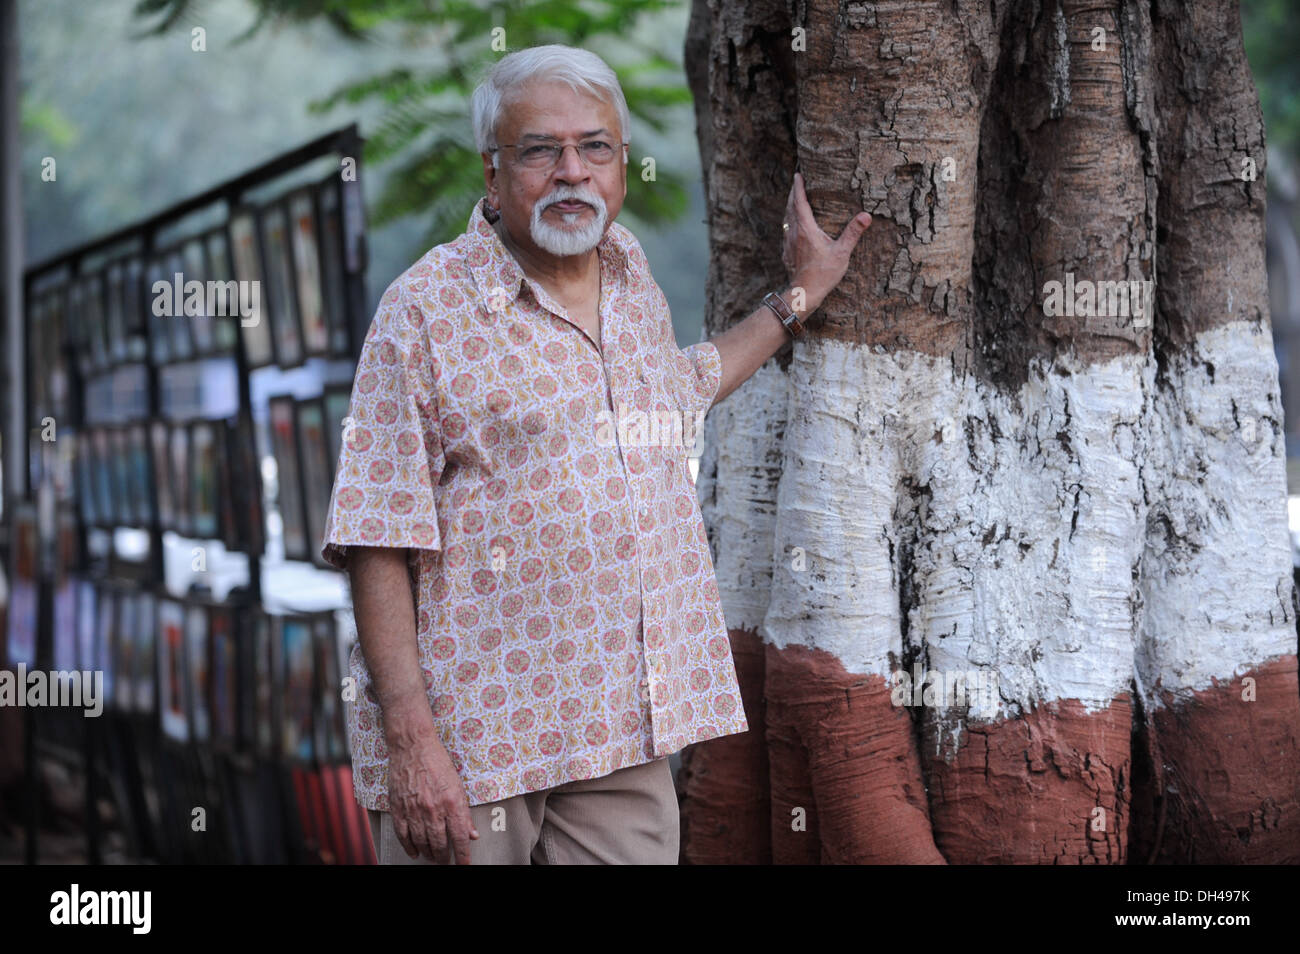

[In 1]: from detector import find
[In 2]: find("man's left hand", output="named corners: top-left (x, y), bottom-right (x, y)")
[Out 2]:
top-left (781, 171), bottom-right (872, 312)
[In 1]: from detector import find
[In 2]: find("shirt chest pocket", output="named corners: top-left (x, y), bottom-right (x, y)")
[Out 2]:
top-left (614, 358), bottom-right (699, 474)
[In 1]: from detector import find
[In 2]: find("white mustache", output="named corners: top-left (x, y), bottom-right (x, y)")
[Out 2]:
top-left (540, 188), bottom-right (604, 213)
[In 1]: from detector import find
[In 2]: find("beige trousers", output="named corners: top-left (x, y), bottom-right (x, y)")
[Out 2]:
top-left (366, 756), bottom-right (679, 865)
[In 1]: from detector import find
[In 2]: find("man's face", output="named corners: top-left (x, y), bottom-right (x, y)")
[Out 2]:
top-left (483, 79), bottom-right (628, 260)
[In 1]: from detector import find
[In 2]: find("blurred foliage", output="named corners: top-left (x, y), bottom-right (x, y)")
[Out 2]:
top-left (1242, 0), bottom-right (1300, 161)
top-left (19, 101), bottom-right (79, 149)
top-left (130, 0), bottom-right (693, 248)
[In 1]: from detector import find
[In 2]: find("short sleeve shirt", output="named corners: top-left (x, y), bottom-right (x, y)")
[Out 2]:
top-left (321, 197), bottom-right (749, 809)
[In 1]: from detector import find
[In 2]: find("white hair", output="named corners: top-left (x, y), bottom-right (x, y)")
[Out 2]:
top-left (471, 44), bottom-right (631, 169)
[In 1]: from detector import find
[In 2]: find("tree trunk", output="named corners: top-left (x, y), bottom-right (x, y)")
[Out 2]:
top-left (678, 0), bottom-right (1300, 864)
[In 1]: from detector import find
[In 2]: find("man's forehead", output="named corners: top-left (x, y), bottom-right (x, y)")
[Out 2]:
top-left (498, 80), bottom-right (620, 138)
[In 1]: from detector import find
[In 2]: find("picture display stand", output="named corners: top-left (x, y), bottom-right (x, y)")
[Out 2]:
top-left (14, 125), bottom-right (373, 865)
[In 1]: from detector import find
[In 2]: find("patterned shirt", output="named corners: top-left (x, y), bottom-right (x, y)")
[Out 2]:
top-left (321, 196), bottom-right (749, 809)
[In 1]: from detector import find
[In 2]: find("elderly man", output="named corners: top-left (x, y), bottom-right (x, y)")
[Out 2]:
top-left (321, 43), bottom-right (871, 865)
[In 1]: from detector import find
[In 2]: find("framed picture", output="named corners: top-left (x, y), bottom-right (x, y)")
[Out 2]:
top-left (106, 259), bottom-right (128, 366)
top-left (145, 254), bottom-right (172, 366)
top-left (97, 427), bottom-right (114, 526)
top-left (157, 597), bottom-right (188, 742)
top-left (59, 279), bottom-right (75, 378)
top-left (52, 511), bottom-right (79, 673)
top-left (97, 427), bottom-right (114, 527)
top-left (228, 209), bottom-right (275, 369)
top-left (182, 236), bottom-right (216, 356)
top-left (295, 398), bottom-right (333, 570)
top-left (214, 419), bottom-right (239, 551)
top-left (260, 203), bottom-right (304, 369)
top-left (189, 419), bottom-right (219, 540)
top-left (281, 615), bottom-right (315, 763)
top-left (96, 584), bottom-right (118, 711)
top-left (55, 506), bottom-right (79, 573)
top-left (86, 429), bottom-right (108, 527)
top-left (90, 429), bottom-right (111, 528)
top-left (84, 271), bottom-right (109, 373)
top-left (50, 424), bottom-right (77, 509)
top-left (68, 280), bottom-right (93, 378)
top-left (170, 424), bottom-right (191, 537)
top-left (44, 289), bottom-right (71, 421)
top-left (135, 589), bottom-right (158, 715)
top-left (110, 426), bottom-right (132, 526)
top-left (75, 578), bottom-right (97, 673)
top-left (204, 227), bottom-right (240, 355)
top-left (149, 419), bottom-right (173, 531)
top-left (102, 427), bottom-right (119, 526)
top-left (268, 395), bottom-right (309, 562)
top-left (54, 280), bottom-right (72, 376)
top-left (184, 601), bottom-right (211, 742)
top-left (321, 384), bottom-right (351, 485)
top-left (123, 255), bottom-right (148, 358)
top-left (231, 411), bottom-right (265, 556)
top-left (316, 176), bottom-right (352, 358)
top-left (52, 572), bottom-right (78, 674)
top-left (76, 430), bottom-right (98, 526)
top-left (114, 584), bottom-right (138, 713)
top-left (128, 421), bottom-right (152, 527)
top-left (48, 575), bottom-right (78, 684)
top-left (234, 606), bottom-right (257, 753)
top-left (59, 280), bottom-right (82, 362)
top-left (5, 503), bottom-right (38, 667)
top-left (254, 611), bottom-right (278, 758)
top-left (287, 188), bottom-right (330, 357)
top-left (26, 294), bottom-right (47, 421)
top-left (210, 605), bottom-right (237, 747)
top-left (163, 246), bottom-right (193, 363)
top-left (313, 615), bottom-right (347, 762)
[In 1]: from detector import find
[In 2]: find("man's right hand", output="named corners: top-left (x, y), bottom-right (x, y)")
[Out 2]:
top-left (384, 712), bottom-right (480, 864)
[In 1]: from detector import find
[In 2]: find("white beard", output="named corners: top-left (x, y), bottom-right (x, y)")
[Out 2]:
top-left (530, 187), bottom-right (609, 256)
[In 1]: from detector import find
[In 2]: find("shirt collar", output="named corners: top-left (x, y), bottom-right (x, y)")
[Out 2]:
top-left (465, 196), bottom-right (630, 311)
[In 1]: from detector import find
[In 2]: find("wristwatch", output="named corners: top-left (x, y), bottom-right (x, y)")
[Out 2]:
top-left (761, 290), bottom-right (805, 338)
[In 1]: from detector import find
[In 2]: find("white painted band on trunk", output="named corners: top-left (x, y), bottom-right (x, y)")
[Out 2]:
top-left (700, 320), bottom-right (1295, 724)
top-left (1136, 320), bottom-right (1296, 704)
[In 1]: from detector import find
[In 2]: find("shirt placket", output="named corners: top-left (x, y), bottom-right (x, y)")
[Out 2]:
top-left (524, 253), bottom-right (659, 742)
top-left (592, 264), bottom-right (658, 731)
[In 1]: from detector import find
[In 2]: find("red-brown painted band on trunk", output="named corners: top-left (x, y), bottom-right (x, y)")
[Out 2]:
top-left (1131, 656), bottom-right (1300, 864)
top-left (678, 627), bottom-right (770, 865)
top-left (765, 642), bottom-right (946, 864)
top-left (923, 696), bottom-right (1132, 864)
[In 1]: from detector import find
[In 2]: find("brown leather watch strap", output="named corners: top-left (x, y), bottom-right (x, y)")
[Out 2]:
top-left (761, 290), bottom-right (805, 338)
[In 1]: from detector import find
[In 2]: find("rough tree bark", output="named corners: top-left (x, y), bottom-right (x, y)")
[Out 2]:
top-left (678, 0), bottom-right (1300, 864)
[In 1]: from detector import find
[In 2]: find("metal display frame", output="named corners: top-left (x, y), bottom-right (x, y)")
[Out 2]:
top-left (11, 125), bottom-right (370, 864)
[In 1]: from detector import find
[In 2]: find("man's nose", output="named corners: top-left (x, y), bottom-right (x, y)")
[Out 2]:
top-left (553, 144), bottom-right (590, 183)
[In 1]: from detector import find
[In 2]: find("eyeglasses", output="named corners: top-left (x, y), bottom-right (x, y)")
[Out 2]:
top-left (491, 139), bottom-right (628, 171)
